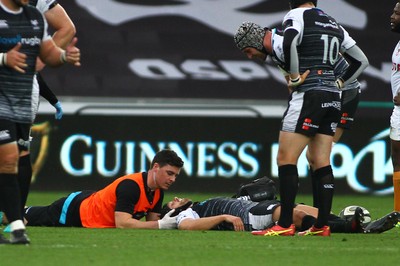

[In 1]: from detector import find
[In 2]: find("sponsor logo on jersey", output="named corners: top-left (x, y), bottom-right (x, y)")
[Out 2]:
top-left (317, 70), bottom-right (334, 75)
top-left (315, 20), bottom-right (339, 29)
top-left (30, 19), bottom-right (40, 30)
top-left (0, 20), bottom-right (8, 28)
top-left (0, 34), bottom-right (41, 46)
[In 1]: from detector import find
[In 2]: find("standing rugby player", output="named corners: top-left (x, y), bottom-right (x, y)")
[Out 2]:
top-left (0, 0), bottom-right (80, 244)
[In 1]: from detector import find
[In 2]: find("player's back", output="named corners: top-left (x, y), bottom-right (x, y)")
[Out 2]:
top-left (192, 197), bottom-right (257, 230)
top-left (284, 7), bottom-right (344, 92)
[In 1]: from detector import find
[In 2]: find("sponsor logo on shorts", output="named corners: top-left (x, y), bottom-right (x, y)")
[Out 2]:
top-left (0, 130), bottom-right (11, 141)
top-left (302, 118), bottom-right (318, 130)
top-left (321, 101), bottom-right (341, 110)
top-left (331, 122), bottom-right (338, 132)
top-left (340, 113), bottom-right (354, 124)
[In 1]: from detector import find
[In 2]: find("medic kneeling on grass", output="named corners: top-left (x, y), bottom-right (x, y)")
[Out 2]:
top-left (1, 150), bottom-right (183, 230)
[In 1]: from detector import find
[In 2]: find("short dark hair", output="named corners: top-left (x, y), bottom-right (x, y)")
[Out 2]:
top-left (151, 149), bottom-right (184, 168)
top-left (159, 200), bottom-right (193, 219)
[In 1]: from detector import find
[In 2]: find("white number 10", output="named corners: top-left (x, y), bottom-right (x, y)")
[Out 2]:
top-left (320, 34), bottom-right (339, 64)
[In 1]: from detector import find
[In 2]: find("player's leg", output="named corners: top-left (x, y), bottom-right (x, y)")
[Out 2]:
top-left (306, 134), bottom-right (334, 231)
top-left (391, 139), bottom-right (400, 212)
top-left (335, 88), bottom-right (360, 143)
top-left (276, 131), bottom-right (308, 229)
top-left (18, 151), bottom-right (32, 211)
top-left (305, 147), bottom-right (319, 208)
top-left (24, 196), bottom-right (68, 227)
top-left (390, 107), bottom-right (400, 213)
top-left (275, 91), bottom-right (313, 231)
top-left (0, 120), bottom-right (29, 244)
top-left (299, 91), bottom-right (341, 236)
top-left (17, 75), bottom-right (40, 211)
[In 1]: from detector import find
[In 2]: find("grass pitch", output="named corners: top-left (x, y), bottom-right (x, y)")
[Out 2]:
top-left (0, 192), bottom-right (399, 266)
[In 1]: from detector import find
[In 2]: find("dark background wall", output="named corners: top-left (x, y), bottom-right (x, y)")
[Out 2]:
top-left (43, 0), bottom-right (397, 106)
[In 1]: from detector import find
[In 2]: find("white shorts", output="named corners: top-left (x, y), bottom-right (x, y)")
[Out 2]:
top-left (390, 106), bottom-right (400, 141)
top-left (31, 74), bottom-right (40, 123)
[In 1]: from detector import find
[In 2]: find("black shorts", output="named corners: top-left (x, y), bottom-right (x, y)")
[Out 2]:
top-left (24, 191), bottom-right (94, 227)
top-left (0, 119), bottom-right (31, 151)
top-left (281, 90), bottom-right (341, 137)
top-left (249, 200), bottom-right (281, 215)
top-left (338, 88), bottom-right (360, 130)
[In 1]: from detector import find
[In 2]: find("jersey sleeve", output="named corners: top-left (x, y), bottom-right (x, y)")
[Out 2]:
top-left (36, 0), bottom-right (58, 13)
top-left (176, 208), bottom-right (200, 227)
top-left (340, 25), bottom-right (356, 51)
top-left (41, 14), bottom-right (51, 42)
top-left (115, 179), bottom-right (140, 213)
top-left (282, 9), bottom-right (304, 44)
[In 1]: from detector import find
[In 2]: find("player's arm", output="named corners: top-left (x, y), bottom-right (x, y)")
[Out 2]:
top-left (37, 73), bottom-right (63, 119)
top-left (115, 212), bottom-right (160, 229)
top-left (36, 3), bottom-right (76, 72)
top-left (336, 25), bottom-right (369, 88)
top-left (338, 45), bottom-right (369, 88)
top-left (282, 28), bottom-right (310, 87)
top-left (179, 215), bottom-right (244, 231)
top-left (113, 180), bottom-right (160, 229)
top-left (45, 3), bottom-right (76, 49)
top-left (283, 28), bottom-right (300, 79)
top-left (37, 73), bottom-right (58, 105)
top-left (39, 37), bottom-right (80, 67)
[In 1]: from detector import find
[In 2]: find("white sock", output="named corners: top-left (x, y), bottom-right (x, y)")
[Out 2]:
top-left (10, 220), bottom-right (25, 231)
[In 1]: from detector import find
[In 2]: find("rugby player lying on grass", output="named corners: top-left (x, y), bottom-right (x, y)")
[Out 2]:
top-left (161, 197), bottom-right (399, 235)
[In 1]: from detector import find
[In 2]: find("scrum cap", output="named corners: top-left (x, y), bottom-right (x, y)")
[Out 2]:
top-left (234, 22), bottom-right (266, 51)
top-left (289, 0), bottom-right (318, 9)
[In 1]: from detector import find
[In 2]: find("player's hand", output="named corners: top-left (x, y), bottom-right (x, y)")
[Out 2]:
top-left (289, 70), bottom-right (310, 87)
top-left (158, 209), bottom-right (177, 229)
top-left (53, 101), bottom-right (63, 120)
top-left (335, 78), bottom-right (345, 90)
top-left (225, 215), bottom-right (245, 231)
top-left (4, 43), bottom-right (28, 73)
top-left (64, 37), bottom-right (81, 67)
